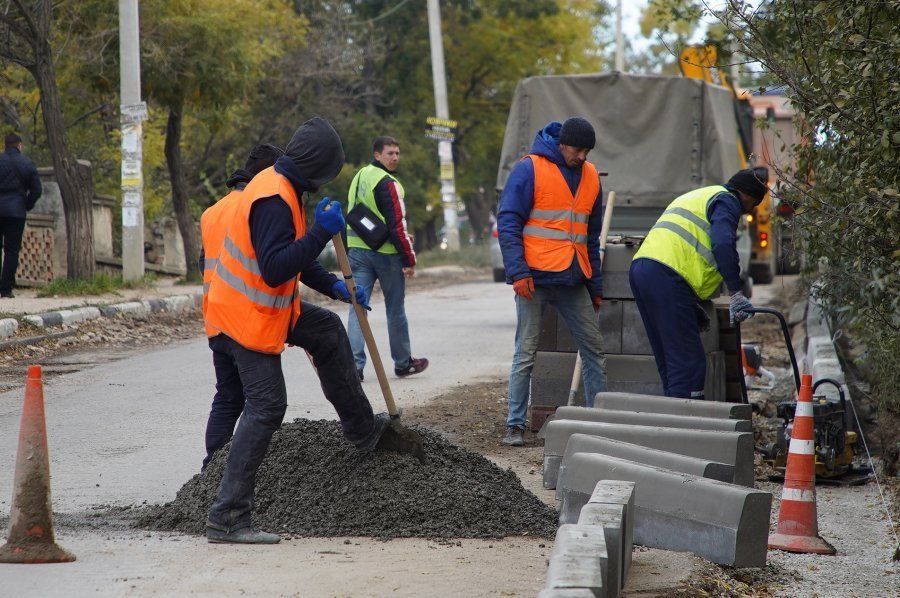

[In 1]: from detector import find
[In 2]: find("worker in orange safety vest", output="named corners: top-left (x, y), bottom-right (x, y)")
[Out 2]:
top-left (497, 118), bottom-right (607, 447)
top-left (202, 118), bottom-right (392, 545)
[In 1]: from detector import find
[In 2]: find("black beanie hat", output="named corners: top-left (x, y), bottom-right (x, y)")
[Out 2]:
top-left (558, 117), bottom-right (596, 150)
top-left (244, 143), bottom-right (284, 175)
top-left (727, 166), bottom-right (770, 202)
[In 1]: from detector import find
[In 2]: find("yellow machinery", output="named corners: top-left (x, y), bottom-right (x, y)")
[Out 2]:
top-left (680, 46), bottom-right (779, 284)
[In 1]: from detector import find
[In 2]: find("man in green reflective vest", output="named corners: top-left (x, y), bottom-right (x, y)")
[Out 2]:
top-left (629, 167), bottom-right (769, 399)
top-left (345, 136), bottom-right (428, 382)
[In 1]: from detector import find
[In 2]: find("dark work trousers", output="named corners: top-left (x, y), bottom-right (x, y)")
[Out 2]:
top-left (205, 303), bottom-right (375, 531)
top-left (0, 217), bottom-right (26, 295)
top-left (629, 258), bottom-right (706, 399)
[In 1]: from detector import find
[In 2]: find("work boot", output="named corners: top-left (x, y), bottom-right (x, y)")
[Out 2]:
top-left (206, 524), bottom-right (281, 544)
top-left (395, 357), bottom-right (429, 378)
top-left (501, 426), bottom-right (525, 447)
top-left (357, 368), bottom-right (364, 382)
top-left (353, 412), bottom-right (391, 452)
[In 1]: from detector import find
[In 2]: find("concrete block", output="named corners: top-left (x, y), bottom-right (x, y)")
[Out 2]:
top-left (0, 318), bottom-right (18, 339)
top-left (552, 406), bottom-right (752, 433)
top-left (812, 358), bottom-right (844, 386)
top-left (546, 553), bottom-right (606, 598)
top-left (600, 244), bottom-right (637, 299)
top-left (107, 301), bottom-right (150, 316)
top-left (578, 502), bottom-right (624, 593)
top-left (806, 297), bottom-right (830, 338)
top-left (586, 481), bottom-right (635, 581)
top-left (620, 300), bottom-right (653, 355)
top-left (162, 294), bottom-right (192, 313)
top-left (547, 524), bottom-right (615, 596)
top-left (533, 351), bottom-right (584, 408)
top-left (539, 306), bottom-right (559, 351)
top-left (543, 420), bottom-right (754, 488)
top-left (596, 299), bottom-right (623, 355)
top-left (559, 453), bottom-right (772, 567)
top-left (23, 315), bottom-right (44, 328)
top-left (57, 306), bottom-right (101, 325)
top-left (552, 433), bottom-right (734, 492)
top-left (605, 354), bottom-right (663, 396)
top-left (593, 392), bottom-right (751, 420)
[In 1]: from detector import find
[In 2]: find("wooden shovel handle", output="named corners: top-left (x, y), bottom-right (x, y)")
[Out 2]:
top-left (331, 234), bottom-right (399, 417)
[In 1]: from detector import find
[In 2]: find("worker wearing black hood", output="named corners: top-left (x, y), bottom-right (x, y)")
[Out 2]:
top-left (204, 117), bottom-right (392, 545)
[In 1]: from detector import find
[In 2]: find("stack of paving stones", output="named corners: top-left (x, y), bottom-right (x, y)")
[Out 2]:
top-left (528, 243), bottom-right (731, 430)
top-left (540, 392), bottom-right (773, 593)
top-left (540, 481), bottom-right (635, 598)
top-left (0, 293), bottom-right (202, 341)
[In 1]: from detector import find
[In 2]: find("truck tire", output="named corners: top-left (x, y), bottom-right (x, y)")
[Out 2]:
top-left (492, 267), bottom-right (506, 283)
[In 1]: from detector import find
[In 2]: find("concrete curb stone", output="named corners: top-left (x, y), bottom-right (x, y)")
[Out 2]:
top-left (0, 292), bottom-right (202, 340)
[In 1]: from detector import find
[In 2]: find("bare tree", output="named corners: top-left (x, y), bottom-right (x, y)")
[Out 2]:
top-left (0, 0), bottom-right (94, 278)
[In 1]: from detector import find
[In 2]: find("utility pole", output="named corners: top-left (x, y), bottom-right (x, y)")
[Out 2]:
top-left (119, 0), bottom-right (147, 281)
top-left (615, 0), bottom-right (625, 72)
top-left (426, 0), bottom-right (460, 252)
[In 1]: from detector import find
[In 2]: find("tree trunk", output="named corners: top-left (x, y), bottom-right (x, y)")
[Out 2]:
top-left (463, 186), bottom-right (492, 243)
top-left (165, 104), bottom-right (201, 281)
top-left (31, 47), bottom-right (94, 279)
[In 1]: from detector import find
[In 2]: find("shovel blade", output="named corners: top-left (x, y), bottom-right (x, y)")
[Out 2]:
top-left (376, 421), bottom-right (425, 462)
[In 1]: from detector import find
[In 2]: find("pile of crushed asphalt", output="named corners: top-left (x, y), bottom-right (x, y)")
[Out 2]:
top-left (138, 419), bottom-right (557, 539)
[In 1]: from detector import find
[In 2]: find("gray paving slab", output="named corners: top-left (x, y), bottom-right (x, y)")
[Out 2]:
top-left (559, 453), bottom-right (772, 568)
top-left (551, 406), bottom-right (752, 432)
top-left (543, 420), bottom-right (754, 488)
top-left (593, 392), bottom-right (752, 420)
top-left (586, 480), bottom-right (635, 580)
top-left (550, 433), bottom-right (734, 492)
top-left (551, 523), bottom-right (609, 597)
top-left (578, 502), bottom-right (624, 595)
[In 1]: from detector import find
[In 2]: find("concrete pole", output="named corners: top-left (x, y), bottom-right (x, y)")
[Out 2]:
top-left (119, 0), bottom-right (146, 280)
top-left (614, 0), bottom-right (625, 72)
top-left (426, 0), bottom-right (460, 251)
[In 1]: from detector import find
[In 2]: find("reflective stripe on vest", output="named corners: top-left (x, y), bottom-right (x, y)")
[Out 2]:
top-left (200, 188), bottom-right (243, 336)
top-left (522, 154), bottom-right (599, 276)
top-left (204, 166), bottom-right (305, 353)
top-left (345, 163), bottom-right (404, 254)
top-left (633, 185), bottom-right (728, 300)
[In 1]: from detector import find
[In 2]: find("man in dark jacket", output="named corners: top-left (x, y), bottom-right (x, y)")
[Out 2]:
top-left (0, 133), bottom-right (42, 298)
top-left (345, 136), bottom-right (428, 382)
top-left (629, 167), bottom-right (767, 399)
top-left (203, 119), bottom-right (396, 544)
top-left (497, 118), bottom-right (607, 446)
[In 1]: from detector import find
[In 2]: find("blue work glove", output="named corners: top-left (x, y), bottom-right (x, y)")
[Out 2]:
top-left (314, 197), bottom-right (345, 235)
top-left (332, 280), bottom-right (371, 311)
top-left (729, 291), bottom-right (754, 325)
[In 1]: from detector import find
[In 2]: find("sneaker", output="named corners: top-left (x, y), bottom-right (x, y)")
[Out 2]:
top-left (357, 368), bottom-right (364, 382)
top-left (501, 426), bottom-right (525, 447)
top-left (206, 525), bottom-right (281, 544)
top-left (395, 357), bottom-right (429, 378)
top-left (353, 412), bottom-right (391, 452)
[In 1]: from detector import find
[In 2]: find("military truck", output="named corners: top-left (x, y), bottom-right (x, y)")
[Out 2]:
top-left (495, 73), bottom-right (751, 429)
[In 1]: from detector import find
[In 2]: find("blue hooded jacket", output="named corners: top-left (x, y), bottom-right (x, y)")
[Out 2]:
top-left (497, 122), bottom-right (604, 296)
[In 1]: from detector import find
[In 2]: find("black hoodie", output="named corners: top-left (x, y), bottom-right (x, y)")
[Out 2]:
top-left (248, 118), bottom-right (345, 297)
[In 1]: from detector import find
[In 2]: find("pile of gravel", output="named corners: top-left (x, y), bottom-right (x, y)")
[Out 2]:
top-left (139, 419), bottom-right (557, 539)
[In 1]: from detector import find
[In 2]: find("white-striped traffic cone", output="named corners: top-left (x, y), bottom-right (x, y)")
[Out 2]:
top-left (768, 373), bottom-right (836, 554)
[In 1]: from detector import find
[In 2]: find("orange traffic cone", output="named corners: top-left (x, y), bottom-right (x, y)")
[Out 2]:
top-left (0, 365), bottom-right (75, 563)
top-left (768, 373), bottom-right (836, 555)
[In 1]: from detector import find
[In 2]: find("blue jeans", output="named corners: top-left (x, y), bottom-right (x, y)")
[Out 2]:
top-left (630, 258), bottom-right (707, 399)
top-left (506, 285), bottom-right (607, 428)
top-left (347, 248), bottom-right (412, 371)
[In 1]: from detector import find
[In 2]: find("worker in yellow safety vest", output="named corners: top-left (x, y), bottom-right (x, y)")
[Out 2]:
top-left (629, 167), bottom-right (769, 399)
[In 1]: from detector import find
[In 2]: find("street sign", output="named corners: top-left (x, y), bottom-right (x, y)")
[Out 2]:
top-left (425, 116), bottom-right (457, 142)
